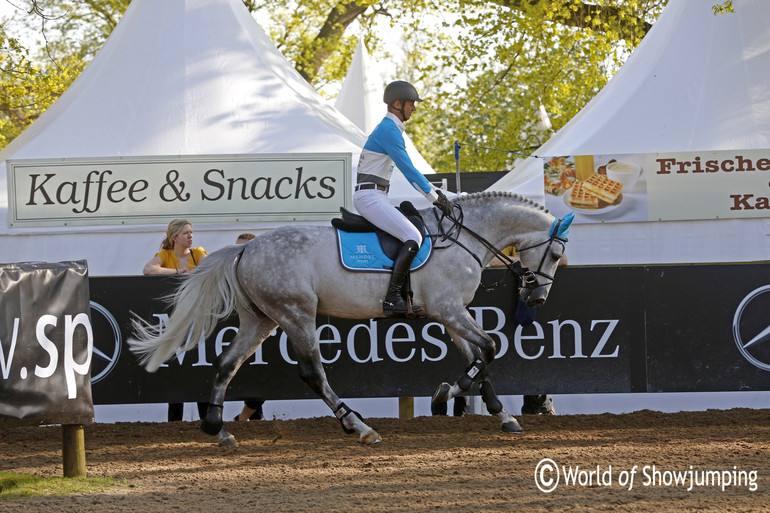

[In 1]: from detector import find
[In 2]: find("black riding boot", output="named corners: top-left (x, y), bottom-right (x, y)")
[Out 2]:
top-left (383, 240), bottom-right (422, 316)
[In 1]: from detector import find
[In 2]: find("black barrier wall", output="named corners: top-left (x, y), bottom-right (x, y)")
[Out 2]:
top-left (82, 264), bottom-right (770, 405)
top-left (0, 260), bottom-right (95, 426)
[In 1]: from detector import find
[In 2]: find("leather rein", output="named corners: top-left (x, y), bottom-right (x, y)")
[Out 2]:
top-left (427, 204), bottom-right (567, 291)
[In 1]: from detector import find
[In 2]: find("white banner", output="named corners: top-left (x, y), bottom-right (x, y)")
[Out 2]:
top-left (646, 149), bottom-right (770, 221)
top-left (544, 148), bottom-right (770, 223)
top-left (6, 153), bottom-right (352, 227)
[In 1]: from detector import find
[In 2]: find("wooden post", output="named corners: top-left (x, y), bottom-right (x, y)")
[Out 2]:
top-left (62, 424), bottom-right (86, 477)
top-left (398, 397), bottom-right (414, 419)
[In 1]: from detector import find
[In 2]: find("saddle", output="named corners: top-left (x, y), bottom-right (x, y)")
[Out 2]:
top-left (331, 201), bottom-right (426, 261)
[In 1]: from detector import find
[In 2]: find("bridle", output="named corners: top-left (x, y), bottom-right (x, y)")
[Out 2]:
top-left (428, 204), bottom-right (568, 292)
top-left (516, 217), bottom-right (569, 281)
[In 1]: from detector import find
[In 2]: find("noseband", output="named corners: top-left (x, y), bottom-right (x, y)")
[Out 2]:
top-left (430, 205), bottom-right (567, 293)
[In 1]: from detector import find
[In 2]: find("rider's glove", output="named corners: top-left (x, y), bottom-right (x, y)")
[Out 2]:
top-left (433, 190), bottom-right (453, 217)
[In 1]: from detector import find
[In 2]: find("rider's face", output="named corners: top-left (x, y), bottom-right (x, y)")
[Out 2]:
top-left (393, 100), bottom-right (417, 122)
top-left (401, 100), bottom-right (416, 121)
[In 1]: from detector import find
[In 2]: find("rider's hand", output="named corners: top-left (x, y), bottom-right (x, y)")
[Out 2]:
top-left (433, 190), bottom-right (453, 217)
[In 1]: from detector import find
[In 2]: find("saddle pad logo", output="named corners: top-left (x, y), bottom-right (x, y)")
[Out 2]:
top-left (336, 231), bottom-right (431, 272)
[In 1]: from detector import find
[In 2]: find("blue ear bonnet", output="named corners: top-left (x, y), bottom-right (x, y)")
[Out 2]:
top-left (549, 211), bottom-right (574, 240)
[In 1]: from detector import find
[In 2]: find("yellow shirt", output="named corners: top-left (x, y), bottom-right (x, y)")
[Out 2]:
top-left (488, 246), bottom-right (518, 267)
top-left (155, 247), bottom-right (207, 271)
top-left (501, 246), bottom-right (517, 257)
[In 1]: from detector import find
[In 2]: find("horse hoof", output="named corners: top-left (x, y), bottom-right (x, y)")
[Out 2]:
top-left (502, 420), bottom-right (524, 434)
top-left (360, 429), bottom-right (381, 445)
top-left (431, 382), bottom-right (451, 404)
top-left (218, 431), bottom-right (237, 447)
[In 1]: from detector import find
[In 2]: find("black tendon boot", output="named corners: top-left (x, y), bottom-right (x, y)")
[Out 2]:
top-left (383, 240), bottom-right (422, 316)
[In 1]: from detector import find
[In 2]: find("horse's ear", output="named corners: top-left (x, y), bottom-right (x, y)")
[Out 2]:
top-left (556, 212), bottom-right (575, 239)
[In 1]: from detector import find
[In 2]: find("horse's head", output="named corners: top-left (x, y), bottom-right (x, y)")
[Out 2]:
top-left (516, 212), bottom-right (573, 307)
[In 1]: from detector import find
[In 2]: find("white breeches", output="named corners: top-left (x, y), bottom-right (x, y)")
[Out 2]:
top-left (353, 189), bottom-right (423, 245)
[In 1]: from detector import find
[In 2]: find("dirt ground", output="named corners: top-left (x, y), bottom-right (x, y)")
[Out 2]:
top-left (1, 408), bottom-right (768, 512)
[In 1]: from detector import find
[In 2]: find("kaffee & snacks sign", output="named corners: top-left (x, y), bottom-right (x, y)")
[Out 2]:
top-left (6, 153), bottom-right (352, 227)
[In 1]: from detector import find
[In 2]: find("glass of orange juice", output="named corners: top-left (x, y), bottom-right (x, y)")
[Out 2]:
top-left (574, 155), bottom-right (595, 181)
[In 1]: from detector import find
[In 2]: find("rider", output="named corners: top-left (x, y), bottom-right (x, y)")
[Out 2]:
top-left (353, 80), bottom-right (453, 316)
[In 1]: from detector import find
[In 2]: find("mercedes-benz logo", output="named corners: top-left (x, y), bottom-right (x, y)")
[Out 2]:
top-left (89, 301), bottom-right (122, 383)
top-left (733, 285), bottom-right (770, 371)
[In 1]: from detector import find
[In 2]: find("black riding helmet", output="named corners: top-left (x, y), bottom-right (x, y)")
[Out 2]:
top-left (383, 80), bottom-right (424, 105)
top-left (383, 80), bottom-right (423, 121)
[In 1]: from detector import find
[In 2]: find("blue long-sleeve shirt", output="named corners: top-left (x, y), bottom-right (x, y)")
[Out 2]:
top-left (357, 113), bottom-right (438, 202)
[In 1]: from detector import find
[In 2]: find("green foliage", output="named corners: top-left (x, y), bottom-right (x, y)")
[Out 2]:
top-left (0, 0), bottom-right (668, 170)
top-left (237, 0), bottom-right (667, 172)
top-left (249, 0), bottom-right (386, 91)
top-left (408, 0), bottom-right (667, 172)
top-left (0, 0), bottom-right (109, 149)
top-left (0, 21), bottom-right (84, 149)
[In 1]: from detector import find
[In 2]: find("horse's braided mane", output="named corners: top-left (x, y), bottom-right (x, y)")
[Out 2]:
top-left (454, 190), bottom-right (550, 214)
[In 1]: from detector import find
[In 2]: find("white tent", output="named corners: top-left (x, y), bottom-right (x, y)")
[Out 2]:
top-left (0, 0), bottom-right (367, 275)
top-left (334, 39), bottom-right (439, 206)
top-left (489, 0), bottom-right (770, 265)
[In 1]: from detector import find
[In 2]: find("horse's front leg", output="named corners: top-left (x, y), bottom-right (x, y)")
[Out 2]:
top-left (430, 307), bottom-right (496, 401)
top-left (430, 311), bottom-right (522, 433)
top-left (282, 315), bottom-right (381, 445)
top-left (458, 335), bottom-right (522, 433)
top-left (478, 378), bottom-right (523, 433)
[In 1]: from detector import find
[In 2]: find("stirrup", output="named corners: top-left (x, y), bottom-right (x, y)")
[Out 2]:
top-left (383, 296), bottom-right (422, 317)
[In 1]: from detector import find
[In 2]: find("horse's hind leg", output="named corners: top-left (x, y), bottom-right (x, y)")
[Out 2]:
top-left (280, 314), bottom-right (381, 445)
top-left (200, 307), bottom-right (278, 443)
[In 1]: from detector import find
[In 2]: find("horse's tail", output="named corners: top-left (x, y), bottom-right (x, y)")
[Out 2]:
top-left (127, 244), bottom-right (249, 373)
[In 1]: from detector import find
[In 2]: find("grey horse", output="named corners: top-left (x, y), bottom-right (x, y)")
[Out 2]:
top-left (128, 191), bottom-right (572, 445)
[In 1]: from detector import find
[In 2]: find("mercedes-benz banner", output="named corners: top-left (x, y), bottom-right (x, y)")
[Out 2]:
top-left (86, 264), bottom-right (770, 405)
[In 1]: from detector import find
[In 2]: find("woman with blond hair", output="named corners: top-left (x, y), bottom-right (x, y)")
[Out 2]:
top-left (143, 219), bottom-right (207, 275)
top-left (142, 218), bottom-right (208, 422)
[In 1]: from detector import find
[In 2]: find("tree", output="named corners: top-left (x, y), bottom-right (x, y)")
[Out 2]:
top-left (0, 0), bottom-right (120, 148)
top-left (1, 0), bottom-right (667, 167)
top-left (407, 0), bottom-right (667, 171)
top-left (0, 16), bottom-right (84, 148)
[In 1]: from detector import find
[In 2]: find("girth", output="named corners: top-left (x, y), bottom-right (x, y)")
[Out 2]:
top-left (331, 201), bottom-right (426, 260)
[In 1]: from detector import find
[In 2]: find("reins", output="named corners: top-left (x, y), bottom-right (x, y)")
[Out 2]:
top-left (427, 202), bottom-right (567, 291)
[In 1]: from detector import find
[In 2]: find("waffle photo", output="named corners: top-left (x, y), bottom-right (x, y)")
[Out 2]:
top-left (545, 154), bottom-right (648, 223)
